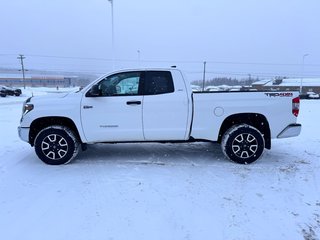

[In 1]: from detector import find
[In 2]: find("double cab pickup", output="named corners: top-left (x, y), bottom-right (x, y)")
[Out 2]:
top-left (18, 68), bottom-right (301, 165)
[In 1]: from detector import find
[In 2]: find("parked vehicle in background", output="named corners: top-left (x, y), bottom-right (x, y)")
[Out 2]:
top-left (191, 84), bottom-right (202, 92)
top-left (0, 89), bottom-right (6, 97)
top-left (307, 92), bottom-right (320, 99)
top-left (0, 86), bottom-right (22, 96)
top-left (0, 86), bottom-right (14, 96)
top-left (18, 68), bottom-right (301, 165)
top-left (13, 87), bottom-right (22, 96)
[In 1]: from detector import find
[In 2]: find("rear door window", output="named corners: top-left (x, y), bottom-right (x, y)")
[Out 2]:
top-left (143, 71), bottom-right (174, 95)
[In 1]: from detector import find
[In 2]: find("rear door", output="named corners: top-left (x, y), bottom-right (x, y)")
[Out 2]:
top-left (142, 71), bottom-right (189, 141)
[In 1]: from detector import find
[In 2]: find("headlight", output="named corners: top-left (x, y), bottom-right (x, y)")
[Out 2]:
top-left (22, 103), bottom-right (34, 115)
top-left (22, 97), bottom-right (33, 115)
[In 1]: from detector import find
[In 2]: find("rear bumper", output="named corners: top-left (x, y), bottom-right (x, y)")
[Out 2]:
top-left (277, 124), bottom-right (301, 138)
top-left (18, 126), bottom-right (30, 143)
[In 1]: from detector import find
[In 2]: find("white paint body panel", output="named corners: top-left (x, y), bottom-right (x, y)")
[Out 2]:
top-left (142, 70), bottom-right (191, 141)
top-left (191, 92), bottom-right (299, 141)
top-left (19, 92), bottom-right (87, 142)
top-left (80, 96), bottom-right (144, 142)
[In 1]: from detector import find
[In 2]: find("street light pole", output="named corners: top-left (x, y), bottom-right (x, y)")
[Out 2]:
top-left (108, 0), bottom-right (115, 69)
top-left (300, 53), bottom-right (309, 94)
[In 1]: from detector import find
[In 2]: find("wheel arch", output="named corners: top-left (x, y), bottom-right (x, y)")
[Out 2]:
top-left (218, 113), bottom-right (271, 149)
top-left (29, 116), bottom-right (82, 146)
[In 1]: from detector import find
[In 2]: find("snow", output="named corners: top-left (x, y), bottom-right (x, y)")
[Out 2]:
top-left (253, 78), bottom-right (320, 87)
top-left (278, 78), bottom-right (320, 87)
top-left (0, 88), bottom-right (319, 240)
top-left (252, 79), bottom-right (272, 85)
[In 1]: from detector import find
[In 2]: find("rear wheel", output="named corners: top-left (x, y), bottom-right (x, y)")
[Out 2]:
top-left (34, 125), bottom-right (79, 165)
top-left (221, 124), bottom-right (265, 164)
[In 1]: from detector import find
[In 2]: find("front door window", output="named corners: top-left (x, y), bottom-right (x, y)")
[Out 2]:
top-left (98, 72), bottom-right (141, 96)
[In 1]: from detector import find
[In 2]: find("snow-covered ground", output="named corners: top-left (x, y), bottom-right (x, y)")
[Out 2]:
top-left (0, 88), bottom-right (319, 240)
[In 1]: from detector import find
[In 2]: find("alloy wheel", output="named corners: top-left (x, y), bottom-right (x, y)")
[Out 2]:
top-left (231, 133), bottom-right (258, 159)
top-left (41, 134), bottom-right (68, 160)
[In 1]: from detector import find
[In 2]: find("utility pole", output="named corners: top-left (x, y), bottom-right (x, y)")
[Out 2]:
top-left (202, 61), bottom-right (206, 92)
top-left (300, 54), bottom-right (309, 94)
top-left (17, 54), bottom-right (26, 89)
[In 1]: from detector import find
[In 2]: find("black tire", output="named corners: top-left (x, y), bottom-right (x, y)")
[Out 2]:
top-left (221, 124), bottom-right (265, 164)
top-left (34, 125), bottom-right (79, 165)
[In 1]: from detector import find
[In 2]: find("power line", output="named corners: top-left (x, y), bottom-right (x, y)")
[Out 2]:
top-left (2, 53), bottom-right (320, 79)
top-left (2, 53), bottom-right (320, 67)
top-left (185, 70), bottom-right (320, 78)
top-left (25, 55), bottom-right (320, 67)
top-left (0, 54), bottom-right (19, 56)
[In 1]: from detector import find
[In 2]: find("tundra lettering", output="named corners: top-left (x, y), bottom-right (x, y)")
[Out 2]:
top-left (265, 92), bottom-right (293, 97)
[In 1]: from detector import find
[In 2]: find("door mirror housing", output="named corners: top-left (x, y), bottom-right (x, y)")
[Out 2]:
top-left (88, 84), bottom-right (100, 97)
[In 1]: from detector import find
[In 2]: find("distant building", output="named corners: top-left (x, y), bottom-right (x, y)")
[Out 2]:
top-left (252, 78), bottom-right (320, 94)
top-left (0, 74), bottom-right (76, 87)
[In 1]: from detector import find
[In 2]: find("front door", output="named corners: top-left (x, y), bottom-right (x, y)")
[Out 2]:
top-left (81, 71), bottom-right (144, 142)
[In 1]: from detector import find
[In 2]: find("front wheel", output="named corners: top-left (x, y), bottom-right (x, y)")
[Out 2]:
top-left (34, 125), bottom-right (79, 165)
top-left (221, 124), bottom-right (265, 164)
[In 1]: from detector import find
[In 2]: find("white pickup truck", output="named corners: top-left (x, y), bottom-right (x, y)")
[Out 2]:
top-left (18, 68), bottom-right (301, 165)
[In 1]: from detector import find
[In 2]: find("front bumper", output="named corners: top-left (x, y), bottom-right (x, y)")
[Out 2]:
top-left (277, 124), bottom-right (302, 138)
top-left (18, 126), bottom-right (30, 143)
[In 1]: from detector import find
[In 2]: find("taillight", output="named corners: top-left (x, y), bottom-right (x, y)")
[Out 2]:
top-left (292, 97), bottom-right (300, 117)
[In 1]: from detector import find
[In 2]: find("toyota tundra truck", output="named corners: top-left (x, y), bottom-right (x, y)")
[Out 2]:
top-left (18, 68), bottom-right (301, 165)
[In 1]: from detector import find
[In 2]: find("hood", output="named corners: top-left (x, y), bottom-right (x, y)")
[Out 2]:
top-left (31, 92), bottom-right (70, 103)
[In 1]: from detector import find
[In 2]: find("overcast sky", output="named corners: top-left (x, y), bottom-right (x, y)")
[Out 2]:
top-left (0, 0), bottom-right (319, 80)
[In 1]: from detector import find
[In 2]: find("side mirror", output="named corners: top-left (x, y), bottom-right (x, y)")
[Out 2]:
top-left (89, 84), bottom-right (100, 97)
